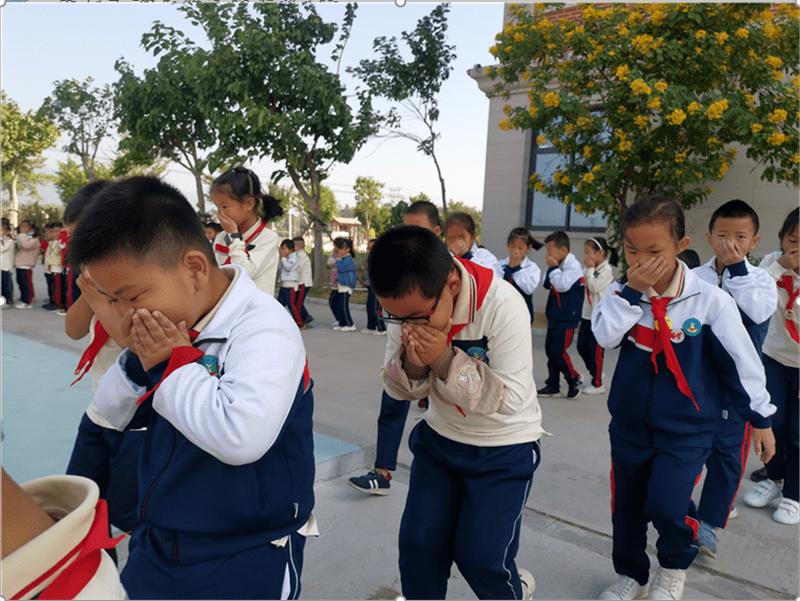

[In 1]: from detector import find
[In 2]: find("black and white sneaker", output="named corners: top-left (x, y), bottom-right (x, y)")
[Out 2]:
top-left (536, 386), bottom-right (561, 397)
top-left (348, 470), bottom-right (391, 496)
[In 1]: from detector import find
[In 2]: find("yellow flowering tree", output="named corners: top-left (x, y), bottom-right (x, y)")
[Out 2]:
top-left (488, 3), bottom-right (799, 240)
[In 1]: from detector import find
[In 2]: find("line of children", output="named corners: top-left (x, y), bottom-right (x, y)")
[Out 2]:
top-left (691, 200), bottom-right (777, 559)
top-left (578, 237), bottom-right (618, 395)
top-left (68, 175), bottom-right (316, 599)
top-left (538, 231), bottom-right (586, 400)
top-left (14, 219), bottom-right (40, 309)
top-left (2, 217), bottom-right (16, 307)
top-left (743, 207), bottom-right (799, 525)
top-left (592, 196), bottom-right (776, 601)
top-left (349, 200), bottom-right (441, 495)
top-left (445, 211), bottom-right (498, 268)
top-left (493, 228), bottom-right (543, 325)
top-left (278, 238), bottom-right (306, 329)
top-left (362, 238), bottom-right (387, 335)
top-left (293, 236), bottom-right (314, 326)
top-left (210, 166), bottom-right (283, 297)
top-left (332, 237), bottom-right (357, 332)
top-left (371, 225), bottom-right (543, 599)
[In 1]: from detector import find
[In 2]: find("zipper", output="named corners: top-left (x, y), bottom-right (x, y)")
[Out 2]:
top-left (173, 532), bottom-right (180, 565)
top-left (141, 428), bottom-right (178, 522)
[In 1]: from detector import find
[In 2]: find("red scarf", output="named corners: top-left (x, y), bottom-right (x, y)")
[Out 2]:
top-left (135, 331), bottom-right (202, 406)
top-left (777, 275), bottom-right (799, 344)
top-left (214, 221), bottom-right (268, 265)
top-left (71, 321), bottom-right (110, 386)
top-left (650, 297), bottom-right (698, 411)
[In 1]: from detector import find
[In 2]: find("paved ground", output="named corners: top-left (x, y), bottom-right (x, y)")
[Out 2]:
top-left (2, 268), bottom-right (797, 600)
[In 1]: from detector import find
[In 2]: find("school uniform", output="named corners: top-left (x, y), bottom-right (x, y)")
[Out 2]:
top-left (760, 251), bottom-right (799, 502)
top-left (1, 234), bottom-right (15, 304)
top-left (278, 252), bottom-right (305, 327)
top-left (327, 254), bottom-right (339, 323)
top-left (59, 230), bottom-right (79, 308)
top-left (296, 250), bottom-right (313, 324)
top-left (461, 241), bottom-right (498, 270)
top-left (15, 233), bottom-right (39, 304)
top-left (364, 267), bottom-right (386, 332)
top-left (334, 254), bottom-right (357, 328)
top-left (591, 262), bottom-right (775, 585)
top-left (383, 258), bottom-right (547, 599)
top-left (213, 220), bottom-right (280, 297)
top-left (494, 256), bottom-right (541, 323)
top-left (693, 256), bottom-right (778, 528)
top-left (577, 260), bottom-right (614, 389)
top-left (1, 475), bottom-right (127, 600)
top-left (543, 252), bottom-right (585, 390)
top-left (92, 265), bottom-right (317, 599)
top-left (45, 238), bottom-right (64, 309)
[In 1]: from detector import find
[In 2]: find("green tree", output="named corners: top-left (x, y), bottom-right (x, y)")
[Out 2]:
top-left (448, 200), bottom-right (482, 237)
top-left (489, 3), bottom-right (799, 242)
top-left (39, 78), bottom-right (115, 181)
top-left (17, 202), bottom-right (64, 227)
top-left (55, 154), bottom-right (168, 204)
top-left (389, 200), bottom-right (410, 228)
top-left (353, 176), bottom-right (385, 235)
top-left (350, 4), bottom-right (457, 217)
top-left (142, 3), bottom-right (381, 286)
top-left (114, 49), bottom-right (220, 213)
top-left (1, 92), bottom-right (60, 226)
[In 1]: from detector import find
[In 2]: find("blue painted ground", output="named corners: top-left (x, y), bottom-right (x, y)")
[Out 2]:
top-left (1, 333), bottom-right (359, 484)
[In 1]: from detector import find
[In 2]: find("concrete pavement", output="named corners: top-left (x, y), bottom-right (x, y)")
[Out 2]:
top-left (1, 266), bottom-right (797, 599)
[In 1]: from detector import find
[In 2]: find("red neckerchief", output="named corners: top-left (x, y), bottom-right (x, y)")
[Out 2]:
top-left (447, 257), bottom-right (493, 344)
top-left (650, 297), bottom-right (698, 411)
top-left (71, 321), bottom-right (111, 386)
top-left (777, 275), bottom-right (800, 344)
top-left (135, 331), bottom-right (202, 406)
top-left (13, 499), bottom-right (123, 601)
top-left (214, 221), bottom-right (268, 265)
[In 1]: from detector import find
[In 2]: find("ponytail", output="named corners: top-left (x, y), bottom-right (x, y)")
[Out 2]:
top-left (507, 227), bottom-right (543, 251)
top-left (586, 236), bottom-right (619, 267)
top-left (334, 236), bottom-right (356, 258)
top-left (211, 166), bottom-right (284, 222)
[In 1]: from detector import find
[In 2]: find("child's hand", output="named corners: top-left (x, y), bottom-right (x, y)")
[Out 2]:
top-left (508, 251), bottom-right (525, 268)
top-left (76, 271), bottom-right (108, 312)
top-left (752, 427), bottom-right (776, 465)
top-left (583, 255), bottom-right (596, 268)
top-left (778, 246), bottom-right (800, 272)
top-left (403, 321), bottom-right (451, 367)
top-left (218, 211), bottom-right (238, 235)
top-left (545, 255), bottom-right (559, 268)
top-left (448, 238), bottom-right (470, 258)
top-left (626, 256), bottom-right (669, 293)
top-left (128, 309), bottom-right (192, 372)
top-left (715, 238), bottom-right (746, 267)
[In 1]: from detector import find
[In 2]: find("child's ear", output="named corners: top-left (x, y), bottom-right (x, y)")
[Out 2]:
top-left (749, 234), bottom-right (761, 251)
top-left (182, 250), bottom-right (212, 289)
top-left (704, 232), bottom-right (714, 248)
top-left (677, 236), bottom-right (692, 254)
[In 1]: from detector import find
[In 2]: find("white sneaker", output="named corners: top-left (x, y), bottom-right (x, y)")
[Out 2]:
top-left (333, 325), bottom-right (343, 331)
top-left (331, 321), bottom-right (339, 327)
top-left (374, 329), bottom-right (387, 335)
top-left (583, 384), bottom-right (607, 395)
top-left (728, 505), bottom-right (738, 519)
top-left (647, 567), bottom-right (686, 600)
top-left (599, 575), bottom-right (644, 600)
top-left (15, 302), bottom-right (32, 309)
top-left (340, 325), bottom-right (357, 332)
top-left (518, 568), bottom-right (536, 600)
top-left (772, 498), bottom-right (799, 525)
top-left (360, 328), bottom-right (375, 335)
top-left (743, 479), bottom-right (782, 508)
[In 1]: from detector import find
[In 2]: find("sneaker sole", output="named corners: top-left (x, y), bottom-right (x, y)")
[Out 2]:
top-left (698, 544), bottom-right (717, 559)
top-left (347, 480), bottom-right (391, 496)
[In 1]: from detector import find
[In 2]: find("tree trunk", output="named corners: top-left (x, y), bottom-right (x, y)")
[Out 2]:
top-left (10, 169), bottom-right (19, 228)
top-left (190, 144), bottom-right (205, 214)
top-left (312, 209), bottom-right (326, 287)
top-left (431, 151), bottom-right (448, 218)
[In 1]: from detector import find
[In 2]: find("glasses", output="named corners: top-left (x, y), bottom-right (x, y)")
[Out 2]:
top-left (378, 295), bottom-right (441, 326)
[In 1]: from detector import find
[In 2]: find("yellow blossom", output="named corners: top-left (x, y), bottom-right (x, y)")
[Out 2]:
top-left (696, 172), bottom-right (703, 179)
top-left (695, 30), bottom-right (706, 39)
top-left (656, 147), bottom-right (665, 153)
top-left (565, 124), bottom-right (576, 136)
top-left (514, 32), bottom-right (525, 42)
top-left (528, 106), bottom-right (539, 118)
top-left (766, 56), bottom-right (783, 69)
top-left (564, 195), bottom-right (569, 203)
top-left (687, 102), bottom-right (702, 115)
top-left (586, 81), bottom-right (595, 89)
top-left (744, 94), bottom-right (756, 107)
top-left (583, 146), bottom-right (592, 158)
top-left (534, 181), bottom-right (547, 192)
top-left (675, 151), bottom-right (687, 163)
top-left (618, 140), bottom-right (632, 152)
top-left (618, 25), bottom-right (629, 37)
top-left (705, 99), bottom-right (729, 120)
top-left (675, 169), bottom-right (682, 176)
top-left (631, 79), bottom-right (652, 95)
top-left (792, 153), bottom-right (800, 164)
top-left (592, 165), bottom-right (601, 173)
top-left (654, 82), bottom-right (667, 93)
top-left (666, 109), bottom-right (687, 125)
top-left (763, 23), bottom-right (778, 41)
top-left (769, 109), bottom-right (788, 124)
top-left (542, 91), bottom-right (560, 107)
top-left (767, 132), bottom-right (786, 146)
top-left (583, 173), bottom-right (595, 184)
top-left (750, 123), bottom-right (764, 133)
top-left (646, 97), bottom-right (662, 110)
top-left (735, 28), bottom-right (749, 39)
top-left (523, 71), bottom-right (531, 81)
top-left (616, 65), bottom-right (630, 81)
top-left (713, 31), bottom-right (729, 45)
top-left (707, 137), bottom-right (719, 146)
top-left (537, 135), bottom-right (547, 146)
top-left (634, 115), bottom-right (650, 129)
top-left (773, 70), bottom-right (784, 81)
top-left (499, 119), bottom-right (513, 131)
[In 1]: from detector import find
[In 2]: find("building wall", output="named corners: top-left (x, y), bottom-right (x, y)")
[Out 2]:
top-left (469, 3), bottom-right (798, 311)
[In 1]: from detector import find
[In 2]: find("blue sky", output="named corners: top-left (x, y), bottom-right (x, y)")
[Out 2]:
top-left (1, 2), bottom-right (505, 210)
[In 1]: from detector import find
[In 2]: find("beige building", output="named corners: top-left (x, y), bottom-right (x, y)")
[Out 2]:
top-left (468, 4), bottom-right (798, 311)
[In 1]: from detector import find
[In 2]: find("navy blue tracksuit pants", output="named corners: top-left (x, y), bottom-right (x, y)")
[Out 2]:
top-left (609, 434), bottom-right (710, 586)
top-left (544, 325), bottom-right (580, 390)
top-left (375, 390), bottom-right (411, 471)
top-left (366, 286), bottom-right (386, 332)
top-left (399, 421), bottom-right (541, 600)
top-left (577, 318), bottom-right (604, 388)
top-left (16, 267), bottom-right (33, 303)
top-left (763, 354), bottom-right (799, 502)
top-left (334, 290), bottom-right (353, 327)
top-left (1, 270), bottom-right (13, 304)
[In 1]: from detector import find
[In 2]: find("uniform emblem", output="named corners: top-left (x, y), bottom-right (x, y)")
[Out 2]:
top-left (787, 309), bottom-right (794, 321)
top-left (467, 347), bottom-right (488, 363)
top-left (201, 355), bottom-right (220, 377)
top-left (655, 317), bottom-right (673, 331)
top-left (682, 318), bottom-right (701, 337)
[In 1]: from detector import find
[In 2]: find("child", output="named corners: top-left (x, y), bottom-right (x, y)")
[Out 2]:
top-left (444, 212), bottom-right (498, 269)
top-left (333, 237), bottom-right (357, 332)
top-left (692, 200), bottom-right (777, 556)
top-left (577, 237), bottom-right (618, 395)
top-left (210, 166), bottom-right (283, 297)
top-left (277, 238), bottom-right (305, 329)
top-left (537, 231), bottom-right (585, 400)
top-left (68, 176), bottom-right (316, 599)
top-left (369, 225), bottom-right (543, 599)
top-left (327, 250), bottom-right (339, 326)
top-left (1, 218), bottom-right (16, 307)
top-left (592, 196), bottom-right (776, 601)
top-left (743, 207), bottom-right (799, 525)
top-left (1, 469), bottom-right (126, 600)
top-left (349, 200), bottom-right (441, 495)
top-left (362, 238), bottom-right (387, 335)
top-left (62, 181), bottom-right (113, 311)
top-left (493, 227), bottom-right (543, 325)
top-left (44, 222), bottom-right (64, 312)
top-left (204, 221), bottom-right (223, 242)
top-left (293, 236), bottom-right (314, 325)
top-left (14, 220), bottom-right (40, 309)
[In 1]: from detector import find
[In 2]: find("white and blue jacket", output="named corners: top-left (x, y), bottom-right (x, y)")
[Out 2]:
top-left (336, 254), bottom-right (357, 289)
top-left (461, 241), bottom-right (498, 270)
top-left (93, 266), bottom-right (315, 559)
top-left (494, 256), bottom-right (541, 321)
top-left (544, 252), bottom-right (585, 328)
top-left (592, 262), bottom-right (775, 448)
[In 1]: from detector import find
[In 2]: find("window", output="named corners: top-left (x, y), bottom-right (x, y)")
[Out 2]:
top-left (525, 114), bottom-right (608, 232)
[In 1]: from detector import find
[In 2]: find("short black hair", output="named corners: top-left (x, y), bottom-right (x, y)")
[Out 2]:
top-left (292, 236), bottom-right (305, 246)
top-left (281, 238), bottom-right (295, 251)
top-left (621, 195), bottom-right (685, 243)
top-left (444, 212), bottom-right (476, 237)
top-left (368, 226), bottom-right (453, 300)
top-left (678, 248), bottom-right (701, 269)
top-left (69, 176), bottom-right (216, 269)
top-left (544, 231), bottom-right (570, 250)
top-left (405, 201), bottom-right (440, 229)
top-left (64, 180), bottom-right (113, 226)
top-left (205, 222), bottom-right (223, 234)
top-left (779, 207), bottom-right (799, 241)
top-left (709, 199), bottom-right (759, 234)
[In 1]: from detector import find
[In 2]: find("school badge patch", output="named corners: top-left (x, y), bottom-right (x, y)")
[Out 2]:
top-left (201, 355), bottom-right (220, 377)
top-left (682, 318), bottom-right (701, 337)
top-left (467, 347), bottom-right (488, 363)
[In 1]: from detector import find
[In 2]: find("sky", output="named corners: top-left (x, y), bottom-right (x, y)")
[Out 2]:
top-left (0, 1), bottom-right (506, 212)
